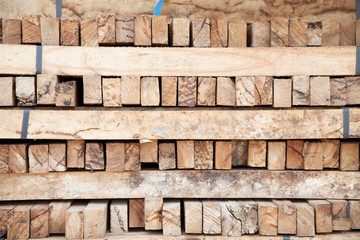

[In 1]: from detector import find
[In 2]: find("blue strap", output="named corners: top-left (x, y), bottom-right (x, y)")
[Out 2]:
top-left (343, 108), bottom-right (350, 139)
top-left (283, 236), bottom-right (290, 240)
top-left (36, 45), bottom-right (42, 74)
top-left (153, 0), bottom-right (164, 16)
top-left (356, 47), bottom-right (360, 74)
top-left (21, 108), bottom-right (31, 139)
top-left (56, 0), bottom-right (62, 18)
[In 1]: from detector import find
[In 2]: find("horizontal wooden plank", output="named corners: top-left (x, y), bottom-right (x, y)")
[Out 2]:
top-left (42, 46), bottom-right (355, 76)
top-left (0, 108), bottom-right (353, 140)
top-left (0, 45), bottom-right (36, 75)
top-left (0, 170), bottom-right (359, 200)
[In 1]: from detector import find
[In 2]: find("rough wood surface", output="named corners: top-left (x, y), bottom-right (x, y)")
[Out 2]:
top-left (9, 144), bottom-right (27, 173)
top-left (286, 140), bottom-right (304, 169)
top-left (83, 75), bottom-right (102, 105)
top-left (249, 22), bottom-right (270, 47)
top-left (228, 21), bottom-right (246, 47)
top-left (81, 18), bottom-right (98, 47)
top-left (322, 140), bottom-right (340, 169)
top-left (271, 18), bottom-right (289, 47)
top-left (103, 77), bottom-right (121, 107)
top-left (7, 204), bottom-right (32, 240)
top-left (134, 15), bottom-right (151, 46)
top-left (49, 143), bottom-right (67, 172)
top-left (16, 76), bottom-right (36, 106)
top-left (340, 142), bottom-right (359, 171)
top-left (129, 199), bottom-right (144, 228)
top-left (162, 200), bottom-right (181, 236)
top-left (0, 45), bottom-right (36, 75)
top-left (22, 15), bottom-right (41, 44)
top-left (152, 15), bottom-right (168, 46)
top-left (273, 200), bottom-right (296, 234)
top-left (141, 77), bottom-right (160, 106)
top-left (350, 201), bottom-right (360, 229)
top-left (307, 22), bottom-right (322, 46)
top-left (346, 76), bottom-right (360, 105)
top-left (110, 200), bottom-right (128, 233)
top-left (215, 141), bottom-right (232, 170)
top-left (98, 15), bottom-right (115, 45)
top-left (203, 201), bottom-right (221, 234)
top-left (236, 76), bottom-right (255, 106)
top-left (161, 77), bottom-right (177, 106)
top-left (184, 200), bottom-right (202, 233)
top-left (170, 18), bottom-right (189, 47)
top-left (295, 202), bottom-right (315, 237)
top-left (40, 17), bottom-right (59, 45)
top-left (273, 78), bottom-right (291, 108)
top-left (310, 76), bottom-right (330, 106)
top-left (322, 19), bottom-right (340, 46)
top-left (0, 77), bottom-right (15, 106)
top-left (221, 201), bottom-right (242, 237)
top-left (194, 141), bottom-right (213, 169)
top-left (65, 203), bottom-right (86, 239)
top-left (85, 142), bottom-right (104, 170)
top-left (140, 140), bottom-right (158, 163)
top-left (115, 16), bottom-right (134, 45)
top-left (231, 140), bottom-right (248, 166)
top-left (328, 200), bottom-right (351, 231)
top-left (37, 74), bottom-right (59, 105)
top-left (2, 19), bottom-right (21, 44)
top-left (248, 141), bottom-right (266, 168)
top-left (0, 204), bottom-right (15, 237)
top-left (340, 19), bottom-right (355, 46)
top-left (31, 203), bottom-right (49, 238)
top-left (159, 143), bottom-right (176, 170)
top-left (29, 144), bottom-right (49, 173)
top-left (330, 78), bottom-right (347, 106)
top-left (308, 200), bottom-right (332, 233)
top-left (84, 200), bottom-right (108, 238)
top-left (254, 76), bottom-right (273, 106)
top-left (257, 201), bottom-right (277, 236)
top-left (0, 171), bottom-right (359, 200)
top-left (49, 201), bottom-right (73, 234)
top-left (0, 145), bottom-right (9, 173)
top-left (292, 76), bottom-right (310, 105)
top-left (177, 141), bottom-right (194, 169)
top-left (304, 142), bottom-right (323, 170)
top-left (67, 140), bottom-right (85, 168)
top-left (192, 19), bottom-right (210, 47)
top-left (178, 76), bottom-right (196, 107)
top-left (55, 81), bottom-right (78, 107)
top-left (289, 19), bottom-right (307, 47)
top-left (217, 77), bottom-right (235, 106)
top-left (106, 142), bottom-right (125, 172)
top-left (267, 141), bottom-right (285, 170)
top-left (210, 19), bottom-right (227, 47)
top-left (121, 76), bottom-right (140, 105)
top-left (41, 46), bottom-right (356, 76)
top-left (60, 18), bottom-right (79, 46)
top-left (125, 142), bottom-right (140, 171)
top-left (197, 77), bottom-right (215, 106)
top-left (0, 109), bottom-right (351, 140)
top-left (145, 197), bottom-right (163, 230)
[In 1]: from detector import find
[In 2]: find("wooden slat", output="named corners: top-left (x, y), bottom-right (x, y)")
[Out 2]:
top-left (41, 46), bottom-right (356, 76)
top-left (0, 108), bottom-right (352, 140)
top-left (0, 45), bottom-right (36, 75)
top-left (0, 170), bottom-right (359, 200)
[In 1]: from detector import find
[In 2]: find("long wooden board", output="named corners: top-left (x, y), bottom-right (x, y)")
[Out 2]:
top-left (0, 108), bottom-right (355, 140)
top-left (42, 46), bottom-right (355, 76)
top-left (0, 170), bottom-right (358, 200)
top-left (0, 45), bottom-right (36, 75)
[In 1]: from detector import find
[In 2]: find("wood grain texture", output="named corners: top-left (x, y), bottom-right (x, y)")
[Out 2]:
top-left (267, 141), bottom-right (285, 170)
top-left (215, 141), bottom-right (232, 170)
top-left (81, 18), bottom-right (98, 47)
top-left (55, 81), bottom-right (78, 107)
top-left (159, 143), bottom-right (176, 170)
top-left (228, 21), bottom-right (246, 47)
top-left (197, 76), bottom-right (215, 106)
top-left (140, 140), bottom-right (158, 163)
top-left (273, 200), bottom-right (296, 234)
top-left (249, 22), bottom-right (270, 47)
top-left (16, 76), bottom-right (36, 106)
top-left (231, 140), bottom-right (248, 166)
top-left (184, 200), bottom-right (202, 233)
top-left (110, 200), bottom-right (128, 233)
top-left (40, 17), bottom-right (59, 45)
top-left (0, 204), bottom-right (15, 237)
top-left (236, 76), bottom-right (255, 106)
top-left (329, 200), bottom-right (351, 231)
top-left (29, 144), bottom-right (49, 173)
top-left (85, 142), bottom-right (104, 170)
top-left (98, 15), bottom-right (115, 45)
top-left (217, 77), bottom-right (235, 106)
top-left (177, 141), bottom-right (194, 169)
top-left (103, 77), bottom-right (121, 107)
top-left (49, 201), bottom-right (73, 234)
top-left (271, 18), bottom-right (289, 47)
top-left (221, 201), bottom-right (242, 237)
top-left (121, 76), bottom-right (140, 105)
top-left (237, 201), bottom-right (258, 234)
top-left (49, 143), bottom-right (67, 172)
top-left (106, 142), bottom-right (125, 172)
top-left (340, 142), bottom-right (359, 171)
top-left (0, 77), bottom-right (15, 106)
top-left (248, 141), bottom-right (266, 168)
top-left (307, 22), bottom-right (322, 46)
top-left (286, 140), bottom-right (304, 169)
top-left (41, 46), bottom-right (356, 76)
top-left (192, 19), bottom-right (210, 47)
top-left (308, 200), bottom-right (332, 233)
top-left (203, 201), bottom-right (221, 234)
top-left (273, 78), bottom-right (291, 108)
top-left (65, 203), bottom-right (86, 239)
top-left (129, 199), bottom-right (144, 228)
top-left (170, 18), bottom-right (189, 47)
top-left (83, 75), bottom-right (102, 105)
top-left (330, 78), bottom-right (347, 106)
top-left (310, 76), bottom-right (330, 106)
top-left (2, 19), bottom-right (21, 44)
top-left (141, 77), bottom-right (160, 106)
top-left (145, 197), bottom-right (163, 230)
top-left (134, 15), bottom-right (151, 46)
top-left (22, 15), bottom-right (41, 44)
top-left (254, 76), bottom-right (273, 106)
top-left (194, 141), bottom-right (213, 169)
top-left (340, 18), bottom-right (356, 46)
top-left (37, 74), bottom-right (59, 105)
top-left (7, 204), bottom-right (32, 240)
top-left (61, 18), bottom-right (79, 46)
top-left (294, 202), bottom-right (315, 237)
top-left (125, 142), bottom-right (140, 171)
top-left (0, 45), bottom-right (36, 75)
top-left (31, 203), bottom-right (49, 238)
top-left (67, 140), bottom-right (85, 168)
top-left (0, 145), bottom-right (9, 173)
top-left (346, 76), bottom-right (360, 105)
top-left (178, 76), bottom-right (196, 107)
top-left (322, 19), bottom-right (340, 46)
top-left (257, 201), bottom-right (277, 236)
top-left (161, 77), bottom-right (177, 106)
top-left (289, 19), bottom-right (307, 47)
top-left (152, 15), bottom-right (168, 46)
top-left (210, 19), bottom-right (227, 47)
top-left (322, 140), bottom-right (340, 169)
top-left (350, 201), bottom-right (360, 229)
top-left (0, 170), bottom-right (359, 200)
top-left (292, 76), bottom-right (310, 105)
top-left (84, 200), bottom-right (108, 238)
top-left (162, 200), bottom-right (181, 236)
top-left (304, 142), bottom-right (323, 170)
top-left (115, 16), bottom-right (134, 45)
top-left (9, 144), bottom-right (28, 173)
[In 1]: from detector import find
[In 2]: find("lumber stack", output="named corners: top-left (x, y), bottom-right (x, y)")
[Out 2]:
top-left (0, 0), bottom-right (359, 239)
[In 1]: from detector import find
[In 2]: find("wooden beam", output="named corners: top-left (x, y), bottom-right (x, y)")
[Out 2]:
top-left (49, 201), bottom-right (73, 234)
top-left (84, 200), bottom-right (108, 238)
top-left (41, 46), bottom-right (356, 76)
top-left (16, 76), bottom-right (36, 106)
top-left (202, 201), bottom-right (221, 234)
top-left (184, 200), bottom-right (202, 233)
top-left (0, 170), bottom-right (359, 200)
top-left (145, 197), bottom-right (163, 230)
top-left (65, 202), bottom-right (86, 239)
top-left (0, 77), bottom-right (15, 106)
top-left (2, 19), bottom-right (21, 44)
top-left (110, 200), bottom-right (128, 233)
top-left (22, 15), bottom-right (41, 44)
top-left (129, 199), bottom-right (144, 228)
top-left (30, 202), bottom-right (50, 238)
top-left (162, 200), bottom-right (181, 236)
top-left (115, 16), bottom-right (134, 45)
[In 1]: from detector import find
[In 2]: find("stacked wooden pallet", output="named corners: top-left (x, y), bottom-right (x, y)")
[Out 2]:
top-left (0, 0), bottom-right (359, 239)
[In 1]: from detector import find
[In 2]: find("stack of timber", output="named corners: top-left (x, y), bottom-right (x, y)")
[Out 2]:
top-left (0, 0), bottom-right (359, 239)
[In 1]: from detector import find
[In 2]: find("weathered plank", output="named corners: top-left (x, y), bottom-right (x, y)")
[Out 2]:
top-left (2, 19), bottom-right (21, 44)
top-left (129, 199), bottom-right (144, 228)
top-left (145, 197), bottom-right (163, 230)
top-left (152, 15), bottom-right (168, 46)
top-left (1, 170), bottom-right (359, 200)
top-left (197, 77), bottom-right (216, 106)
top-left (350, 201), bottom-right (360, 229)
top-left (161, 77), bottom-right (177, 106)
top-left (289, 19), bottom-right (307, 47)
top-left (110, 200), bottom-right (128, 233)
top-left (310, 76), bottom-right (330, 106)
top-left (170, 18), bottom-right (190, 47)
top-left (106, 142), bottom-right (125, 172)
top-left (267, 141), bottom-right (285, 170)
top-left (271, 18), bottom-right (289, 47)
top-left (346, 76), bottom-right (360, 105)
top-left (178, 76), bottom-right (196, 107)
top-left (85, 142), bottom-right (104, 170)
top-left (0, 145), bottom-right (9, 173)
top-left (177, 141), bottom-right (194, 169)
top-left (286, 140), bottom-right (304, 169)
top-left (307, 22), bottom-right (322, 46)
top-left (228, 21), bottom-right (246, 47)
top-left (134, 15), bottom-right (151, 46)
top-left (29, 144), bottom-right (49, 173)
top-left (140, 140), bottom-right (158, 163)
top-left (0, 77), bottom-right (15, 106)
top-left (257, 201), bottom-right (277, 236)
top-left (31, 203), bottom-right (49, 238)
top-left (203, 201), bottom-right (221, 234)
top-left (215, 141), bottom-right (232, 170)
top-left (273, 200), bottom-right (296, 234)
top-left (162, 200), bottom-right (181, 236)
top-left (340, 142), bottom-right (359, 171)
top-left (217, 77), bottom-right (235, 106)
top-left (194, 141), bottom-right (213, 169)
top-left (49, 201), bottom-right (73, 234)
top-left (0, 203), bottom-right (15, 237)
top-left (248, 141), bottom-right (266, 168)
top-left (322, 140), bottom-right (340, 169)
top-left (294, 202), bottom-right (315, 237)
top-left (16, 76), bottom-right (36, 106)
top-left (292, 76), bottom-right (310, 106)
top-left (254, 76), bottom-right (273, 106)
top-left (236, 76), bottom-right (255, 106)
top-left (192, 18), bottom-right (210, 47)
top-left (80, 18), bottom-right (98, 47)
top-left (328, 200), bottom-right (351, 231)
top-left (304, 142), bottom-right (323, 170)
top-left (273, 78), bottom-right (292, 108)
top-left (103, 77), bottom-right (121, 107)
top-left (84, 200), bottom-right (108, 238)
top-left (65, 202), bottom-right (86, 239)
top-left (60, 17), bottom-right (79, 46)
top-left (115, 16), bottom-right (134, 45)
top-left (141, 77), bottom-right (160, 106)
top-left (210, 19), bottom-right (227, 47)
top-left (322, 19), bottom-right (340, 46)
top-left (221, 201), bottom-right (242, 237)
top-left (98, 15), bottom-right (115, 45)
top-left (308, 200), bottom-right (332, 233)
top-left (9, 144), bottom-right (28, 173)
top-left (37, 74), bottom-right (59, 105)
top-left (22, 15), bottom-right (41, 44)
top-left (121, 76), bottom-right (140, 105)
top-left (55, 81), bottom-right (78, 107)
top-left (83, 75), bottom-right (102, 105)
top-left (125, 142), bottom-right (140, 171)
top-left (0, 45), bottom-right (36, 75)
top-left (41, 46), bottom-right (356, 76)
top-left (7, 204), bottom-right (32, 240)
top-left (159, 142), bottom-right (176, 170)
top-left (184, 200), bottom-right (202, 233)
top-left (40, 17), bottom-right (59, 45)
top-left (330, 78), bottom-right (347, 106)
top-left (48, 143), bottom-right (67, 172)
top-left (232, 140), bottom-right (248, 166)
top-left (67, 140), bottom-right (85, 168)
top-left (249, 22), bottom-right (270, 47)
top-left (236, 201), bottom-right (258, 234)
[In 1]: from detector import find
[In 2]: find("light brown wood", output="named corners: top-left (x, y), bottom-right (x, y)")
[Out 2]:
top-left (140, 140), bottom-right (158, 163)
top-left (197, 76), bottom-right (215, 106)
top-left (267, 141), bottom-right (285, 170)
top-left (16, 76), bottom-right (36, 106)
top-left (129, 199), bottom-right (145, 228)
top-left (328, 200), bottom-right (351, 231)
top-left (236, 76), bottom-right (255, 106)
top-left (217, 77), bottom-right (235, 106)
top-left (322, 19), bottom-right (340, 46)
top-left (65, 203), bottom-right (86, 239)
top-left (221, 201), bottom-right (242, 237)
top-left (61, 17), bottom-right (79, 46)
top-left (106, 142), bottom-right (125, 172)
top-left (257, 201), bottom-right (277, 236)
top-left (152, 15), bottom-right (168, 46)
top-left (98, 15), bottom-right (115, 45)
top-left (350, 201), bottom-right (360, 229)
top-left (273, 200), bottom-right (296, 234)
top-left (178, 76), bottom-right (196, 107)
top-left (81, 18), bottom-right (98, 47)
top-left (289, 19), bottom-right (307, 47)
top-left (215, 141), bottom-right (232, 170)
top-left (37, 74), bottom-right (59, 105)
top-left (307, 22), bottom-right (322, 46)
top-left (103, 77), bottom-right (121, 107)
top-left (271, 18), bottom-right (289, 47)
top-left (177, 141), bottom-right (194, 169)
top-left (203, 201), bottom-right (221, 234)
top-left (192, 18), bottom-right (210, 47)
top-left (310, 76), bottom-right (330, 106)
top-left (0, 204), bottom-right (15, 237)
top-left (7, 204), bottom-right (32, 240)
top-left (67, 140), bottom-right (85, 168)
top-left (22, 15), bottom-right (41, 44)
top-left (322, 140), bottom-right (340, 169)
top-left (159, 143), bottom-right (176, 170)
top-left (162, 200), bottom-right (181, 236)
top-left (286, 140), bottom-right (304, 169)
top-left (134, 15), bottom-right (151, 46)
top-left (330, 78), bottom-right (347, 106)
top-left (340, 142), bottom-right (359, 171)
top-left (340, 18), bottom-right (355, 46)
top-left (121, 76), bottom-right (140, 105)
top-left (145, 197), bottom-right (163, 230)
top-left (210, 19), bottom-right (227, 47)
top-left (249, 22), bottom-right (270, 47)
top-left (0, 145), bottom-right (9, 173)
top-left (83, 75), bottom-right (102, 105)
top-left (85, 142), bottom-right (104, 170)
top-left (273, 78), bottom-right (292, 108)
top-left (248, 141), bottom-right (266, 168)
top-left (29, 144), bottom-right (49, 173)
top-left (0, 45), bottom-right (37, 75)
top-left (0, 77), bottom-right (15, 106)
top-left (125, 142), bottom-right (140, 171)
top-left (294, 202), bottom-right (315, 237)
top-left (115, 16), bottom-right (134, 45)
top-left (49, 201), bottom-right (73, 234)
top-left (55, 81), bottom-right (78, 107)
top-left (308, 200), bottom-right (332, 233)
top-left (31, 203), bottom-right (49, 238)
top-left (231, 140), bottom-right (248, 166)
top-left (304, 142), bottom-right (323, 170)
top-left (254, 76), bottom-right (273, 106)
top-left (237, 201), bottom-right (258, 234)
top-left (40, 17), bottom-right (59, 45)
top-left (141, 77), bottom-right (160, 106)
top-left (41, 46), bottom-right (357, 77)
top-left (84, 200), bottom-right (109, 238)
top-left (170, 18), bottom-right (189, 47)
top-left (184, 200), bottom-right (202, 234)
top-left (346, 76), bottom-right (360, 105)
top-left (2, 19), bottom-right (21, 44)
top-left (110, 200), bottom-right (128, 233)
top-left (194, 141), bottom-right (213, 169)
top-left (228, 21), bottom-right (246, 47)
top-left (9, 144), bottom-right (27, 173)
top-left (161, 77), bottom-right (177, 106)
top-left (49, 143), bottom-right (67, 172)
top-left (292, 76), bottom-right (310, 105)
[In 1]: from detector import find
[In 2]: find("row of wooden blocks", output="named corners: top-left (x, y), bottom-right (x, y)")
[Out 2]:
top-left (2, 198), bottom-right (360, 239)
top-left (1, 75), bottom-right (359, 107)
top-left (0, 139), bottom-right (358, 173)
top-left (0, 15), bottom-right (356, 47)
